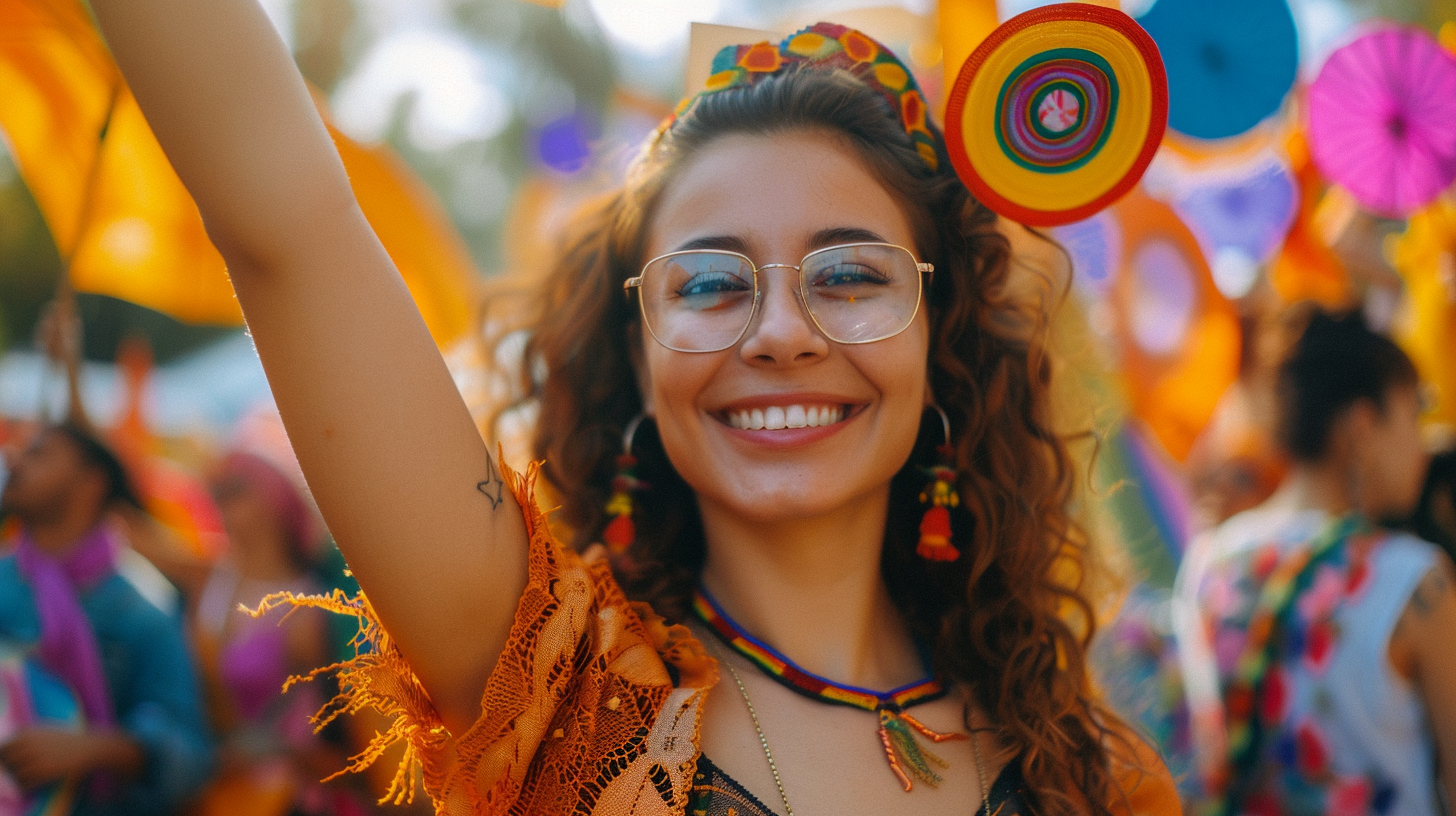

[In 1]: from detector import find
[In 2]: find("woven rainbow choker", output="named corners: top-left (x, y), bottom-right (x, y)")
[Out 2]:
top-left (691, 588), bottom-right (967, 791)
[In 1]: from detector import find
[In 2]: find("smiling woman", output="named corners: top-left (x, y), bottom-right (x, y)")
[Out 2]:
top-left (465, 28), bottom-right (1176, 816)
top-left (83, 4), bottom-right (1175, 815)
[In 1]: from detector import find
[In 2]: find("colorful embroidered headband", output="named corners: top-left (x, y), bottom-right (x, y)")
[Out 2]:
top-left (664, 6), bottom-right (1168, 228)
top-left (664, 22), bottom-right (943, 172)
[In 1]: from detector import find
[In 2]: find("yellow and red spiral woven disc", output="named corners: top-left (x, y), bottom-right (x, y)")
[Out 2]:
top-left (945, 3), bottom-right (1168, 226)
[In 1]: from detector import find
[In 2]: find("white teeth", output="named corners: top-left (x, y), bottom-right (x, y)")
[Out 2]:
top-left (728, 404), bottom-right (845, 430)
top-left (764, 406), bottom-right (786, 430)
top-left (785, 405), bottom-right (807, 428)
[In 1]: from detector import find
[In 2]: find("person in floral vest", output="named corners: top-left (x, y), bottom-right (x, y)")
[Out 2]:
top-left (1178, 307), bottom-right (1456, 816)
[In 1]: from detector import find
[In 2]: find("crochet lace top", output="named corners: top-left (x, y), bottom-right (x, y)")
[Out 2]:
top-left (276, 461), bottom-right (1178, 815)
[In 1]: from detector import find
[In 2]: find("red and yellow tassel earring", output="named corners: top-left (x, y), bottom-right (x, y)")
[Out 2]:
top-left (917, 406), bottom-right (961, 562)
top-left (603, 414), bottom-right (648, 554)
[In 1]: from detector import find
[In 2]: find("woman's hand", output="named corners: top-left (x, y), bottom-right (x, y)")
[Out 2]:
top-left (87, 0), bottom-right (527, 733)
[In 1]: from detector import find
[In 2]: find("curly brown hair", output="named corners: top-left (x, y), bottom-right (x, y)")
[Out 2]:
top-left (479, 66), bottom-right (1141, 815)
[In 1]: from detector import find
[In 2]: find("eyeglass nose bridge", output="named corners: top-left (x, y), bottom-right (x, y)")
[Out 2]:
top-left (738, 261), bottom-right (821, 344)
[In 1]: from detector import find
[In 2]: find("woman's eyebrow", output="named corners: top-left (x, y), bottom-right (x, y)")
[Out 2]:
top-left (671, 227), bottom-right (887, 256)
top-left (672, 235), bottom-right (751, 254)
top-left (809, 226), bottom-right (888, 247)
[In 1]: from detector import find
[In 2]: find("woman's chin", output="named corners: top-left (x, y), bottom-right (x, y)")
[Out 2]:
top-left (694, 469), bottom-right (890, 527)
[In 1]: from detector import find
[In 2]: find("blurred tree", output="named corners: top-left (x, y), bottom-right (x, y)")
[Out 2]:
top-left (393, 0), bottom-right (619, 273)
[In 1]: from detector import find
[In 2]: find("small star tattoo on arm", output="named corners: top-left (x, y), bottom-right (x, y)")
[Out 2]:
top-left (476, 456), bottom-right (504, 510)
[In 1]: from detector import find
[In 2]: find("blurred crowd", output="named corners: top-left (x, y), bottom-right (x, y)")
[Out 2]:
top-left (0, 316), bottom-right (428, 816)
top-left (1, 304), bottom-right (1454, 815)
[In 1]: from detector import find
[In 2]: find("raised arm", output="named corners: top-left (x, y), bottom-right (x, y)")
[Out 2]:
top-left (88, 0), bottom-right (527, 732)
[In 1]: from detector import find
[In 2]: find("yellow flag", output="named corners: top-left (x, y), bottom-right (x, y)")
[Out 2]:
top-left (0, 0), bottom-right (478, 346)
top-left (0, 0), bottom-right (117, 256)
top-left (68, 88), bottom-right (241, 324)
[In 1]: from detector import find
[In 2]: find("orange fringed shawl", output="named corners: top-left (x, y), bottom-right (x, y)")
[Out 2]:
top-left (256, 461), bottom-right (720, 816)
top-left (259, 461), bottom-right (1180, 816)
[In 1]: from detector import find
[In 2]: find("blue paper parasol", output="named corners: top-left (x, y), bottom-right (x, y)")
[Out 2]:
top-left (1136, 0), bottom-right (1298, 140)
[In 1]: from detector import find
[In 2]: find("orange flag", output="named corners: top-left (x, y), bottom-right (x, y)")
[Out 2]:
top-left (327, 114), bottom-right (479, 346)
top-left (1108, 189), bottom-right (1242, 461)
top-left (0, 0), bottom-right (478, 346)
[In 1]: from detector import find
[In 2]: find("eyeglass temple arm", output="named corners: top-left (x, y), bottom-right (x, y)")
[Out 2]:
top-left (623, 276), bottom-right (644, 295)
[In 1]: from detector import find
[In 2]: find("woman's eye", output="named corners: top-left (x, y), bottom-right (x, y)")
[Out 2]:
top-left (677, 271), bottom-right (751, 297)
top-left (810, 263), bottom-right (891, 287)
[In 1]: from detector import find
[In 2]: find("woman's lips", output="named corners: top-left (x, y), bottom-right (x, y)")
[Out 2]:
top-left (712, 398), bottom-right (864, 448)
top-left (724, 403), bottom-right (845, 430)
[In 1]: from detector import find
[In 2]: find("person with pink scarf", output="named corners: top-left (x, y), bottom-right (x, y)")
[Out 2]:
top-left (0, 423), bottom-right (214, 815)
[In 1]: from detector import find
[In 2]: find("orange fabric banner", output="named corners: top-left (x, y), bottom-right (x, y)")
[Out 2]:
top-left (0, 0), bottom-right (478, 346)
top-left (1109, 189), bottom-right (1242, 461)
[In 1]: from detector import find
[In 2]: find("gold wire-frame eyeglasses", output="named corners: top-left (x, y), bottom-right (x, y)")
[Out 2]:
top-left (624, 241), bottom-right (934, 353)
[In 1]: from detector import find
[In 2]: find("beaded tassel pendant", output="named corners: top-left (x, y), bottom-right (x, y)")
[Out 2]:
top-left (877, 708), bottom-right (966, 791)
top-left (917, 444), bottom-right (961, 561)
top-left (602, 453), bottom-right (645, 553)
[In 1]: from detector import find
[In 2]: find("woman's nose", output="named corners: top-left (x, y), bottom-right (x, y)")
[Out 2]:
top-left (738, 267), bottom-right (829, 365)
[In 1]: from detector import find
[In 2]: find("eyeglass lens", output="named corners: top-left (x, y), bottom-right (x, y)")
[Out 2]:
top-left (637, 243), bottom-right (923, 353)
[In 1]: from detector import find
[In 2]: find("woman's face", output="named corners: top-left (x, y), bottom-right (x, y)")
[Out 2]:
top-left (638, 130), bottom-right (930, 524)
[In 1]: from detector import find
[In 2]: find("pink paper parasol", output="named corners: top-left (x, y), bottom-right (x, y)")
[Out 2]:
top-left (1308, 26), bottom-right (1456, 218)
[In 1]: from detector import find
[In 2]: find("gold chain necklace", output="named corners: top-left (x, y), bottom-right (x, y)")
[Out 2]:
top-left (718, 655), bottom-right (993, 816)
